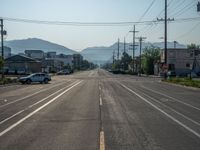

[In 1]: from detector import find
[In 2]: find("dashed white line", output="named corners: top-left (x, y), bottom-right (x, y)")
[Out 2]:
top-left (120, 83), bottom-right (200, 139)
top-left (0, 80), bottom-right (82, 137)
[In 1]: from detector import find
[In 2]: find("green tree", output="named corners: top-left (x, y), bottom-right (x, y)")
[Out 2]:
top-left (120, 52), bottom-right (132, 71)
top-left (142, 45), bottom-right (160, 75)
top-left (0, 56), bottom-right (4, 71)
top-left (187, 43), bottom-right (200, 49)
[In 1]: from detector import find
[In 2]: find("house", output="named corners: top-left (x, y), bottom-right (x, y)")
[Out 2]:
top-left (160, 48), bottom-right (200, 75)
top-left (25, 50), bottom-right (44, 60)
top-left (4, 55), bottom-right (42, 74)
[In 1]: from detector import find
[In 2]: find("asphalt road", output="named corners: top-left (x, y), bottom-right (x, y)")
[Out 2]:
top-left (0, 69), bottom-right (200, 150)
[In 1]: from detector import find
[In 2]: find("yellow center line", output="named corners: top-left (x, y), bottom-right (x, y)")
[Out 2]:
top-left (100, 131), bottom-right (105, 150)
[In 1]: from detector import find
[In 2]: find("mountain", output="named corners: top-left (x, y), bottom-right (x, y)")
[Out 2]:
top-left (81, 41), bottom-right (186, 65)
top-left (5, 38), bottom-right (77, 55)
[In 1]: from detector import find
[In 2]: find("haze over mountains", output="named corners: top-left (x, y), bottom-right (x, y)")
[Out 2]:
top-left (5, 38), bottom-right (186, 64)
top-left (5, 38), bottom-right (76, 55)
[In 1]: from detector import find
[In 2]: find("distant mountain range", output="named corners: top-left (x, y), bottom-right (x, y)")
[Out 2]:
top-left (5, 38), bottom-right (186, 65)
top-left (5, 38), bottom-right (76, 55)
top-left (81, 41), bottom-right (186, 65)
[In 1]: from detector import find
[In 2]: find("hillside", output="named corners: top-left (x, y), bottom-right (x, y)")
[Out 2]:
top-left (81, 41), bottom-right (186, 64)
top-left (5, 38), bottom-right (77, 55)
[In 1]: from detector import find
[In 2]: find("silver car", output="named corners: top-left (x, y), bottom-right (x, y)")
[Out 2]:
top-left (19, 73), bottom-right (51, 84)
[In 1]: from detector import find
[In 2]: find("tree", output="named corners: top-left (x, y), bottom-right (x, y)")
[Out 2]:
top-left (0, 56), bottom-right (4, 71)
top-left (187, 43), bottom-right (200, 49)
top-left (142, 45), bottom-right (160, 75)
top-left (120, 52), bottom-right (132, 71)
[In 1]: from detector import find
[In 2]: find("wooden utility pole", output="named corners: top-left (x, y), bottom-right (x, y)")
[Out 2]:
top-left (138, 37), bottom-right (146, 75)
top-left (129, 25), bottom-right (138, 72)
top-left (157, 0), bottom-right (174, 65)
top-left (1, 19), bottom-right (4, 79)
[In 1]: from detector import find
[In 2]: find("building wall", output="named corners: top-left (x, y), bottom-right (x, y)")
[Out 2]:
top-left (161, 48), bottom-right (200, 75)
top-left (73, 54), bottom-right (83, 70)
top-left (25, 50), bottom-right (44, 60)
top-left (5, 62), bottom-right (42, 74)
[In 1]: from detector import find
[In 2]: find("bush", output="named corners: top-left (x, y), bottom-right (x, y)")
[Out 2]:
top-left (163, 77), bottom-right (200, 88)
top-left (0, 77), bottom-right (18, 85)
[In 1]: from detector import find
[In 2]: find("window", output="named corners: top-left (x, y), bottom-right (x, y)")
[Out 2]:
top-left (186, 63), bottom-right (190, 68)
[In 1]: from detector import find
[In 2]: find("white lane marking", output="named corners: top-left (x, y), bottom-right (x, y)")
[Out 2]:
top-left (0, 80), bottom-right (71, 108)
top-left (27, 80), bottom-right (80, 109)
top-left (120, 83), bottom-right (200, 138)
top-left (100, 95), bottom-right (103, 106)
top-left (100, 131), bottom-right (105, 150)
top-left (0, 110), bottom-right (25, 125)
top-left (139, 90), bottom-right (200, 127)
top-left (141, 85), bottom-right (200, 111)
top-left (0, 81), bottom-right (82, 137)
top-left (0, 80), bottom-right (80, 125)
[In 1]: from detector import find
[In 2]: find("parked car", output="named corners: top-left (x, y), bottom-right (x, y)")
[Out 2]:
top-left (57, 69), bottom-right (71, 75)
top-left (17, 68), bottom-right (26, 75)
top-left (19, 73), bottom-right (51, 84)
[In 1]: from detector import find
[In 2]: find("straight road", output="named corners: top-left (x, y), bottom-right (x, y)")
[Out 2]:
top-left (0, 69), bottom-right (200, 150)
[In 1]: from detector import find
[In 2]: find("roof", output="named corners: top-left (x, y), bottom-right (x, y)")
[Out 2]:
top-left (5, 55), bottom-right (40, 63)
top-left (25, 50), bottom-right (44, 53)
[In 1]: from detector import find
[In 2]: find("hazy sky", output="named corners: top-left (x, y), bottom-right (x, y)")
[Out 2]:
top-left (1, 0), bottom-right (200, 51)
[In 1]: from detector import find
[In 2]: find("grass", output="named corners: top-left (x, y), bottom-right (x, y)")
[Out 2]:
top-left (0, 77), bottom-right (18, 85)
top-left (162, 77), bottom-right (200, 88)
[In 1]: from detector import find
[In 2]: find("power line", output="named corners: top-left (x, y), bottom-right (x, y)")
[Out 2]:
top-left (1, 16), bottom-right (200, 27)
top-left (176, 21), bottom-right (200, 39)
top-left (138, 0), bottom-right (156, 22)
top-left (172, 1), bottom-right (196, 18)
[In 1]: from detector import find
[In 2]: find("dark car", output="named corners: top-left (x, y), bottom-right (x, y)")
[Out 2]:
top-left (19, 73), bottom-right (51, 84)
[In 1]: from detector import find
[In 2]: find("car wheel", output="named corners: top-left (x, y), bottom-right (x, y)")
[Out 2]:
top-left (44, 78), bottom-right (48, 84)
top-left (26, 79), bottom-right (31, 84)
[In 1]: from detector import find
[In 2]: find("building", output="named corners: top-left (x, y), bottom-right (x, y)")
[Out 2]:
top-left (0, 46), bottom-right (11, 59)
top-left (73, 54), bottom-right (83, 70)
top-left (42, 59), bottom-right (63, 73)
top-left (46, 52), bottom-right (56, 58)
top-left (25, 50), bottom-right (44, 60)
top-left (56, 54), bottom-right (73, 66)
top-left (42, 53), bottom-right (74, 73)
top-left (160, 48), bottom-right (200, 75)
top-left (4, 55), bottom-right (42, 74)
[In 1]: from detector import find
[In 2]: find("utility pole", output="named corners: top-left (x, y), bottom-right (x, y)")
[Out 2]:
top-left (117, 38), bottom-right (120, 61)
top-left (137, 37), bottom-right (146, 75)
top-left (129, 25), bottom-right (138, 72)
top-left (197, 1), bottom-right (200, 12)
top-left (112, 50), bottom-right (115, 65)
top-left (124, 37), bottom-right (125, 53)
top-left (157, 0), bottom-right (174, 65)
top-left (1, 19), bottom-right (4, 79)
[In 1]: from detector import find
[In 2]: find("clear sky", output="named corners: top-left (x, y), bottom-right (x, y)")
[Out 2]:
top-left (1, 0), bottom-right (200, 51)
